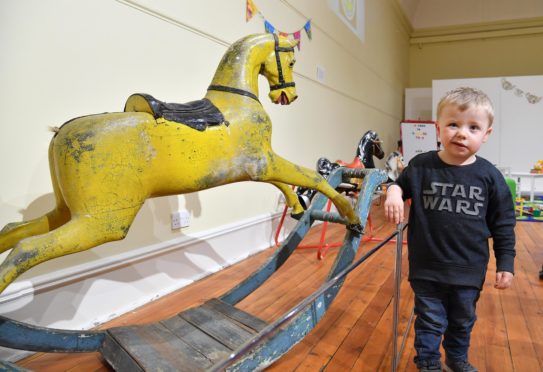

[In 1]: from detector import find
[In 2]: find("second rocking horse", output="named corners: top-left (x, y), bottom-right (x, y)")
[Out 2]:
top-left (295, 130), bottom-right (385, 208)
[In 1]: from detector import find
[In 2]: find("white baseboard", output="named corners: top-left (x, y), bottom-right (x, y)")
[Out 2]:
top-left (0, 211), bottom-right (297, 362)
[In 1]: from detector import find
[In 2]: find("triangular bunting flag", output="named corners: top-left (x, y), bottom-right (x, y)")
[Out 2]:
top-left (293, 31), bottom-right (301, 50)
top-left (246, 0), bottom-right (257, 22)
top-left (264, 20), bottom-right (275, 33)
top-left (303, 20), bottom-right (312, 40)
top-left (244, 1), bottom-right (312, 45)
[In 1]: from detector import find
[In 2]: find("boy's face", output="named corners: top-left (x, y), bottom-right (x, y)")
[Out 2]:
top-left (437, 104), bottom-right (493, 165)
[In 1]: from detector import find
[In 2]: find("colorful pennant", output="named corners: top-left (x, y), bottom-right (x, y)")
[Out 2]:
top-left (246, 0), bottom-right (257, 22)
top-left (245, 0), bottom-right (312, 50)
top-left (501, 78), bottom-right (542, 104)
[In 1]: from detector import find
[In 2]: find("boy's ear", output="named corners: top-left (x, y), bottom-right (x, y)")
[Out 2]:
top-left (482, 126), bottom-right (493, 143)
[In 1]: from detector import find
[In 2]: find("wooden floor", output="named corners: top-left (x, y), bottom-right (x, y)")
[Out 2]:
top-left (16, 205), bottom-right (543, 371)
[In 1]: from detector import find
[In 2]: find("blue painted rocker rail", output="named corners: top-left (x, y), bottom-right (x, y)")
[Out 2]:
top-left (0, 316), bottom-right (104, 353)
top-left (0, 167), bottom-right (388, 371)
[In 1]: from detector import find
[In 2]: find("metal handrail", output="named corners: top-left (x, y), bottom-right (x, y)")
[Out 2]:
top-left (210, 223), bottom-right (410, 371)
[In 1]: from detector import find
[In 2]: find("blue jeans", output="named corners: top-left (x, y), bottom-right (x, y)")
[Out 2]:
top-left (410, 279), bottom-right (481, 369)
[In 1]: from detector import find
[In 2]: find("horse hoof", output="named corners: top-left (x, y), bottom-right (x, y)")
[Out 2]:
top-left (290, 212), bottom-right (304, 220)
top-left (348, 223), bottom-right (363, 235)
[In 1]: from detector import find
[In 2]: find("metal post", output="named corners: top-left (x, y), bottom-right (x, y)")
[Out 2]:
top-left (392, 223), bottom-right (404, 371)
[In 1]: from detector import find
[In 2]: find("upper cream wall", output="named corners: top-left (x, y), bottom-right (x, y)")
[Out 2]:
top-left (408, 20), bottom-right (543, 87)
top-left (0, 0), bottom-right (409, 278)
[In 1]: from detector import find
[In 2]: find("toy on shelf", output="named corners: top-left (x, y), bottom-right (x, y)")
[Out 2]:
top-left (531, 159), bottom-right (543, 174)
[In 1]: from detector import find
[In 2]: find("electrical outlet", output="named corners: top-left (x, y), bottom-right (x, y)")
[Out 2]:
top-left (179, 209), bottom-right (191, 228)
top-left (172, 209), bottom-right (190, 230)
top-left (171, 211), bottom-right (182, 229)
top-left (171, 210), bottom-right (190, 229)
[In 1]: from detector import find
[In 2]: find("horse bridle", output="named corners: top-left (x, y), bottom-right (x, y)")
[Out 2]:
top-left (269, 33), bottom-right (296, 92)
top-left (208, 33), bottom-right (295, 102)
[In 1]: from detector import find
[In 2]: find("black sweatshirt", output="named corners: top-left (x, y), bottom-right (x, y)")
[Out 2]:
top-left (395, 151), bottom-right (516, 289)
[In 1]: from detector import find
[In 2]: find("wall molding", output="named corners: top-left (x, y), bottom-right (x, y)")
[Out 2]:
top-left (0, 211), bottom-right (288, 306)
top-left (390, 0), bottom-right (414, 36)
top-left (115, 0), bottom-right (230, 47)
top-left (410, 16), bottom-right (543, 45)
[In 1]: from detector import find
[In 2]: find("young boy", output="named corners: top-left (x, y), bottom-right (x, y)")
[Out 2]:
top-left (384, 87), bottom-right (516, 372)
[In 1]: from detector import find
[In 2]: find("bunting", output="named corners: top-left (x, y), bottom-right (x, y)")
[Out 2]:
top-left (245, 0), bottom-right (312, 50)
top-left (501, 78), bottom-right (542, 104)
top-left (246, 0), bottom-right (257, 22)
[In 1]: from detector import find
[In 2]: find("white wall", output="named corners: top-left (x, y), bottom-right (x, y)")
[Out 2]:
top-left (404, 87), bottom-right (432, 120)
top-left (0, 0), bottom-right (410, 360)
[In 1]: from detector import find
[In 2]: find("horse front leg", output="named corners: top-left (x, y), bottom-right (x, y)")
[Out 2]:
top-left (270, 182), bottom-right (305, 218)
top-left (261, 156), bottom-right (361, 229)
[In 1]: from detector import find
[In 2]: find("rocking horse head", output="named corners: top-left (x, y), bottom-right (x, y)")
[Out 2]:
top-left (356, 130), bottom-right (384, 168)
top-left (207, 33), bottom-right (298, 105)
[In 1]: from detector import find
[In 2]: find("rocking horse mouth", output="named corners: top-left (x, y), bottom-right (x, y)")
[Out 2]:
top-left (276, 91), bottom-right (296, 105)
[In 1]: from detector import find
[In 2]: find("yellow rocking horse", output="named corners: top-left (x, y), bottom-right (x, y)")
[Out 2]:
top-left (0, 33), bottom-right (361, 294)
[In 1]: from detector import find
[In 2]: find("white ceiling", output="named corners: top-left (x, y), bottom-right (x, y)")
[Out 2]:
top-left (398, 0), bottom-right (543, 29)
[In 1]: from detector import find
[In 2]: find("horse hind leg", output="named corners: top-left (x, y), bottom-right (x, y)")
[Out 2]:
top-left (0, 205), bottom-right (141, 295)
top-left (0, 140), bottom-right (72, 254)
top-left (0, 206), bottom-right (71, 255)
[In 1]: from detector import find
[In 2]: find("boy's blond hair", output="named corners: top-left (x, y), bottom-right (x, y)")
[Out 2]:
top-left (437, 87), bottom-right (494, 126)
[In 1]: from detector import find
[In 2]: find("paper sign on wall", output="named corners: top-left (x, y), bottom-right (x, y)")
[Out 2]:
top-left (400, 121), bottom-right (439, 164)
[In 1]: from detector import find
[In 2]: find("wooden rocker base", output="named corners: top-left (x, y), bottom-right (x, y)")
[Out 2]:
top-left (102, 299), bottom-right (268, 371)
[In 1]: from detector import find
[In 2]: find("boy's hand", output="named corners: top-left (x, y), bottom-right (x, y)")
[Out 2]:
top-left (384, 185), bottom-right (404, 224)
top-left (494, 271), bottom-right (514, 289)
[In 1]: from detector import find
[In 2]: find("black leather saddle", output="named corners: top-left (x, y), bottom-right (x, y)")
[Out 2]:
top-left (124, 93), bottom-right (226, 131)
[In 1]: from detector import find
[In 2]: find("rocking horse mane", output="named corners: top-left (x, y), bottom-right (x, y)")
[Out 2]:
top-left (220, 33), bottom-right (296, 64)
top-left (218, 34), bottom-right (264, 64)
